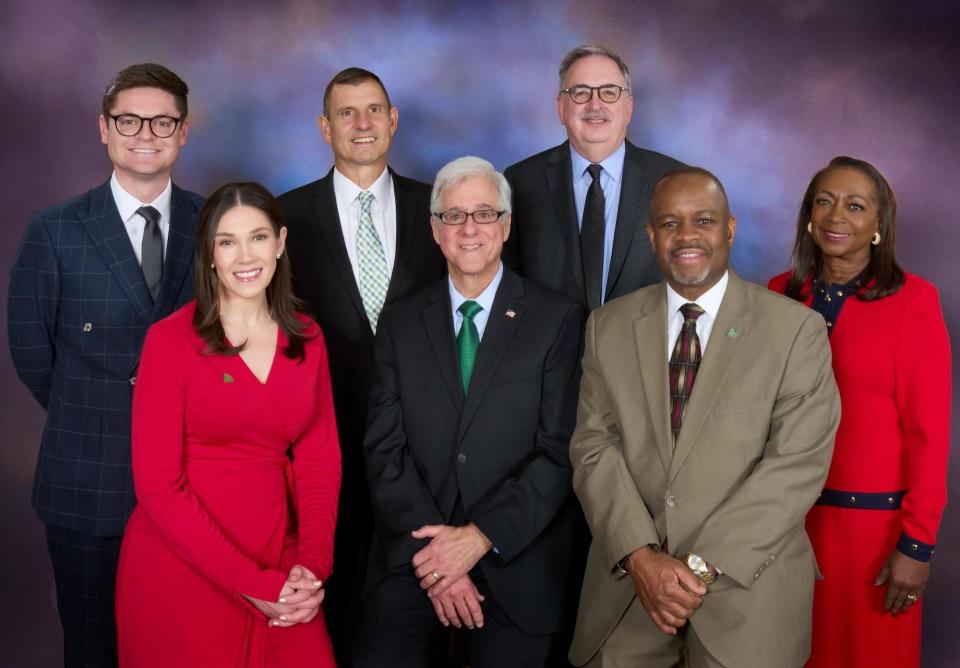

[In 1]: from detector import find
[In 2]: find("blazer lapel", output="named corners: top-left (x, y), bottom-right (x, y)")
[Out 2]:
top-left (422, 281), bottom-right (463, 411)
top-left (311, 171), bottom-right (368, 324)
top-left (457, 270), bottom-right (524, 442)
top-left (607, 142), bottom-right (652, 299)
top-left (385, 170), bottom-right (418, 303)
top-left (154, 184), bottom-right (195, 314)
top-left (545, 144), bottom-right (585, 298)
top-left (668, 272), bottom-right (752, 483)
top-left (79, 181), bottom-right (155, 318)
top-left (633, 285), bottom-right (673, 474)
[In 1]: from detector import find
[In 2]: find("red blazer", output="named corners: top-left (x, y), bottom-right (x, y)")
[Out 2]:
top-left (768, 272), bottom-right (951, 546)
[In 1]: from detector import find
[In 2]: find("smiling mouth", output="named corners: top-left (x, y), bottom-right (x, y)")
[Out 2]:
top-left (671, 248), bottom-right (708, 262)
top-left (233, 268), bottom-right (262, 282)
top-left (352, 136), bottom-right (376, 144)
top-left (821, 229), bottom-right (851, 242)
top-left (460, 243), bottom-right (481, 250)
top-left (131, 148), bottom-right (159, 154)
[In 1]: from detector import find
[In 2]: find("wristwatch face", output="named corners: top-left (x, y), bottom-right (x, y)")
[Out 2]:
top-left (687, 553), bottom-right (707, 573)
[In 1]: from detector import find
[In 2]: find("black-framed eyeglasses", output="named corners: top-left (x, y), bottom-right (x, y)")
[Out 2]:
top-left (560, 84), bottom-right (629, 104)
top-left (433, 209), bottom-right (506, 226)
top-left (109, 114), bottom-right (183, 138)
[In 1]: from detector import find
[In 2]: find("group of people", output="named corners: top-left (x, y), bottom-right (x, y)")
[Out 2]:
top-left (8, 44), bottom-right (950, 668)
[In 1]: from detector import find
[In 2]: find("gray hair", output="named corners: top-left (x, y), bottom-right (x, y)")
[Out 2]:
top-left (558, 45), bottom-right (631, 93)
top-left (430, 156), bottom-right (512, 215)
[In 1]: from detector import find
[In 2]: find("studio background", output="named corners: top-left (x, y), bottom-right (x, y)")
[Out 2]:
top-left (1, 1), bottom-right (957, 665)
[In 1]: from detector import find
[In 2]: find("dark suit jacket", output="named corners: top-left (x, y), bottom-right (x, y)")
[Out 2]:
top-left (364, 268), bottom-right (584, 635)
top-left (277, 168), bottom-right (445, 541)
top-left (503, 140), bottom-right (683, 307)
top-left (8, 180), bottom-right (203, 537)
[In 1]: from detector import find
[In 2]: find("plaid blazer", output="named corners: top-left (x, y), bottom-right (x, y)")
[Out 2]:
top-left (8, 180), bottom-right (203, 537)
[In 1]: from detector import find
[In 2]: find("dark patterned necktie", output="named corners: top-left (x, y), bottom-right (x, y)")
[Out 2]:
top-left (669, 303), bottom-right (705, 445)
top-left (581, 163), bottom-right (605, 311)
top-left (137, 205), bottom-right (162, 302)
top-left (457, 300), bottom-right (483, 394)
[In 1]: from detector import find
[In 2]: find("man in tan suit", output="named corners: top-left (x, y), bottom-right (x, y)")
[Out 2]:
top-left (568, 167), bottom-right (840, 667)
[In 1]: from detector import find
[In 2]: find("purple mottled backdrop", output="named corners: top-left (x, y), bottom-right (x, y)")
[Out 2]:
top-left (1, 0), bottom-right (957, 665)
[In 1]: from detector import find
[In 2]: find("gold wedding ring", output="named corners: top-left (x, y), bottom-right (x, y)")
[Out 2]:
top-left (905, 593), bottom-right (919, 603)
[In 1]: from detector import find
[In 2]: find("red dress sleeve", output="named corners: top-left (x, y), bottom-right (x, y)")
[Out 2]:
top-left (131, 318), bottom-right (288, 602)
top-left (894, 281), bottom-right (951, 547)
top-left (290, 328), bottom-right (342, 581)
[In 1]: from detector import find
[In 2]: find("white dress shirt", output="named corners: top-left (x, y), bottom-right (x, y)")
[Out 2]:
top-left (110, 173), bottom-right (172, 263)
top-left (332, 167), bottom-right (397, 285)
top-left (665, 271), bottom-right (729, 360)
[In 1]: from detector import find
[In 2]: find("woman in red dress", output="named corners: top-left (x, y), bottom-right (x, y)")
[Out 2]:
top-left (116, 182), bottom-right (340, 667)
top-left (768, 156), bottom-right (950, 667)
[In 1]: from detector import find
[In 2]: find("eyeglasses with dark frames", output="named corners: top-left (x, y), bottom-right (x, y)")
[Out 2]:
top-left (560, 84), bottom-right (629, 104)
top-left (432, 209), bottom-right (506, 226)
top-left (108, 114), bottom-right (183, 138)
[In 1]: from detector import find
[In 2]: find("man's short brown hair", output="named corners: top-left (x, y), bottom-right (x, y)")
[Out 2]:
top-left (322, 67), bottom-right (392, 117)
top-left (101, 63), bottom-right (189, 118)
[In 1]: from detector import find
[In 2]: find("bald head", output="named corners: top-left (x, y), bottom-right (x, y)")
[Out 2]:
top-left (652, 167), bottom-right (731, 219)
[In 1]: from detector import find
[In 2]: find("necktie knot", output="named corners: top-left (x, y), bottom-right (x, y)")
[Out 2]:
top-left (357, 190), bottom-right (374, 212)
top-left (680, 303), bottom-right (705, 326)
top-left (587, 163), bottom-right (602, 182)
top-left (137, 205), bottom-right (160, 227)
top-left (458, 300), bottom-right (482, 321)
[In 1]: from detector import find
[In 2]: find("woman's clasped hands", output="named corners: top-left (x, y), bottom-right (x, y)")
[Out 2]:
top-left (245, 564), bottom-right (325, 627)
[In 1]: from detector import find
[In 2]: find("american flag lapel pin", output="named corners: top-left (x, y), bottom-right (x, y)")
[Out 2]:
top-left (505, 308), bottom-right (516, 319)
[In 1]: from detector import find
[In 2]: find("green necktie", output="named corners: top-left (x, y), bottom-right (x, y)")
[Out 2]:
top-left (457, 300), bottom-right (483, 394)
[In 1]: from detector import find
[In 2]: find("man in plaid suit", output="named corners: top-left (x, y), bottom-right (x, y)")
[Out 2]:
top-left (7, 63), bottom-right (202, 668)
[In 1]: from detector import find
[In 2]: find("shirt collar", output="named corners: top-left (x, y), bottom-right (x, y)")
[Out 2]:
top-left (570, 141), bottom-right (626, 183)
top-left (332, 166), bottom-right (392, 206)
top-left (666, 270), bottom-right (729, 320)
top-left (449, 262), bottom-right (504, 316)
top-left (110, 172), bottom-right (172, 223)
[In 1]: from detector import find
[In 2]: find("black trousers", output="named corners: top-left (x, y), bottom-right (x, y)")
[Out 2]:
top-left (45, 525), bottom-right (122, 668)
top-left (354, 565), bottom-right (552, 668)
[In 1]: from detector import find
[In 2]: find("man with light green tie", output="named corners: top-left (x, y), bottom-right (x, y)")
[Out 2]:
top-left (357, 157), bottom-right (584, 667)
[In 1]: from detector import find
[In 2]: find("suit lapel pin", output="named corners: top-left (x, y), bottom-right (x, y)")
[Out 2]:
top-left (726, 328), bottom-right (739, 337)
top-left (223, 373), bottom-right (234, 383)
top-left (505, 309), bottom-right (516, 319)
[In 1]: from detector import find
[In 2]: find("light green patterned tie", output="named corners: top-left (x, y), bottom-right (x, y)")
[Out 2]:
top-left (457, 300), bottom-right (483, 394)
top-left (356, 190), bottom-right (388, 332)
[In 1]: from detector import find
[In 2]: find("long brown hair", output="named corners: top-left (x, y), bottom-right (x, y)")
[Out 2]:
top-left (193, 182), bottom-right (309, 360)
top-left (785, 156), bottom-right (904, 302)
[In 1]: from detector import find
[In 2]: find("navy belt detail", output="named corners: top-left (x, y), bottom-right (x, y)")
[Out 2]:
top-left (815, 488), bottom-right (907, 510)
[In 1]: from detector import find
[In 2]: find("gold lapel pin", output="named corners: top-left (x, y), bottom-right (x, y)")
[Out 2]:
top-left (726, 328), bottom-right (739, 337)
top-left (505, 309), bottom-right (516, 319)
top-left (223, 373), bottom-right (234, 383)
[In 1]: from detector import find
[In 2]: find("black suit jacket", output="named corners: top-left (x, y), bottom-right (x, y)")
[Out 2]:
top-left (8, 180), bottom-right (203, 536)
top-left (364, 268), bottom-right (584, 635)
top-left (277, 168), bottom-right (445, 540)
top-left (503, 140), bottom-right (684, 307)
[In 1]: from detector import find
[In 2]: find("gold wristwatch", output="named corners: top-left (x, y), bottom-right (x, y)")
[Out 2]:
top-left (686, 553), bottom-right (718, 586)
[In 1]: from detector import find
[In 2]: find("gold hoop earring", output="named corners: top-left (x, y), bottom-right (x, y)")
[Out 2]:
top-left (807, 221), bottom-right (812, 234)
top-left (872, 232), bottom-right (881, 246)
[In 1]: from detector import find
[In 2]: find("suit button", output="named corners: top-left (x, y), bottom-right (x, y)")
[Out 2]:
top-left (129, 376), bottom-right (136, 386)
top-left (665, 495), bottom-right (679, 508)
top-left (456, 453), bottom-right (467, 464)
top-left (82, 322), bottom-right (93, 332)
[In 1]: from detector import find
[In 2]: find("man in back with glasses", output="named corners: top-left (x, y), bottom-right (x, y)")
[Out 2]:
top-left (504, 45), bottom-right (684, 312)
top-left (8, 63), bottom-right (202, 667)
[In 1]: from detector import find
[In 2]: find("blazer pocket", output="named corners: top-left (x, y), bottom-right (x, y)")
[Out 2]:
top-left (40, 408), bottom-right (102, 499)
top-left (710, 400), bottom-right (768, 417)
top-left (492, 365), bottom-right (541, 387)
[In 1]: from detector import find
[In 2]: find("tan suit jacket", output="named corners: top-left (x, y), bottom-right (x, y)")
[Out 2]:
top-left (569, 271), bottom-right (840, 667)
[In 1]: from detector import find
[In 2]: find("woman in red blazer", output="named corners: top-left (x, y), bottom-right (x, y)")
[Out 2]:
top-left (115, 183), bottom-right (340, 667)
top-left (769, 156), bottom-right (951, 667)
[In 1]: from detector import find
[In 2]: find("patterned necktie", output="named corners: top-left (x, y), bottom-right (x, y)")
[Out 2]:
top-left (581, 163), bottom-right (605, 311)
top-left (356, 191), bottom-right (388, 332)
top-left (457, 300), bottom-right (483, 394)
top-left (137, 205), bottom-right (162, 302)
top-left (669, 303), bottom-right (706, 445)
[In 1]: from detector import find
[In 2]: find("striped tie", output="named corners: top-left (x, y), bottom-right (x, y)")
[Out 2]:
top-left (457, 300), bottom-right (483, 394)
top-left (669, 303), bottom-right (705, 446)
top-left (356, 190), bottom-right (388, 332)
